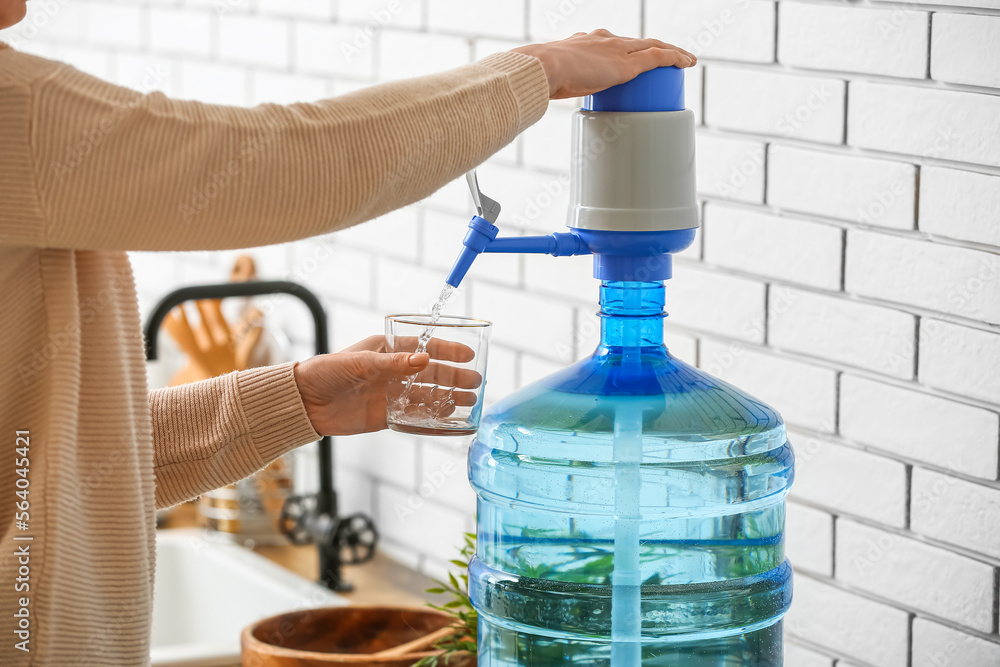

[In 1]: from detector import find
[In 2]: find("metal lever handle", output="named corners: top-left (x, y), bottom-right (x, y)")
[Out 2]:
top-left (465, 170), bottom-right (501, 224)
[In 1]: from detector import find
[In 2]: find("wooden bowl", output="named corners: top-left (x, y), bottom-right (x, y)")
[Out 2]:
top-left (241, 605), bottom-right (475, 667)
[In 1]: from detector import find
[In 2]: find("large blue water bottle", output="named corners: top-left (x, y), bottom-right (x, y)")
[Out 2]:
top-left (464, 68), bottom-right (794, 665)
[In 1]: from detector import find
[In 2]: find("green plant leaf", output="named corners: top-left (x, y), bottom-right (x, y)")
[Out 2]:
top-left (419, 534), bottom-right (478, 667)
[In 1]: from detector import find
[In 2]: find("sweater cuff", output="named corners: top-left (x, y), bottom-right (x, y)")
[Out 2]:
top-left (236, 362), bottom-right (321, 464)
top-left (476, 51), bottom-right (550, 133)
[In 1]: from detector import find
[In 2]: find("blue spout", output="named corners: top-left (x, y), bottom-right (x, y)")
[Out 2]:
top-left (445, 218), bottom-right (591, 288)
top-left (445, 215), bottom-right (499, 288)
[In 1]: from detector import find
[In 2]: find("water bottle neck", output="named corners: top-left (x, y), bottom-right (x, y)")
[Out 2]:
top-left (599, 281), bottom-right (665, 349)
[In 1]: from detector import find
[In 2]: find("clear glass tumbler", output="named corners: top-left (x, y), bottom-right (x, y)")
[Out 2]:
top-left (385, 314), bottom-right (491, 436)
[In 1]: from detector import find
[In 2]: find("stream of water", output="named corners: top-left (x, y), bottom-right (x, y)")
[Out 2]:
top-left (389, 283), bottom-right (457, 424)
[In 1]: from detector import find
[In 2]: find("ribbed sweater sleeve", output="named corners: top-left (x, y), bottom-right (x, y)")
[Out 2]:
top-left (8, 50), bottom-right (548, 250)
top-left (149, 362), bottom-right (320, 509)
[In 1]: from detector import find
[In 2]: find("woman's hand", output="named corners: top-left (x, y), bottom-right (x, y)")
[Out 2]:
top-left (513, 29), bottom-right (697, 99)
top-left (292, 335), bottom-right (480, 436)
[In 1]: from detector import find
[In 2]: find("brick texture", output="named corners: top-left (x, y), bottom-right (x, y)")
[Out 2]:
top-left (836, 519), bottom-right (995, 632)
top-left (778, 3), bottom-right (929, 78)
top-left (931, 13), bottom-right (1000, 88)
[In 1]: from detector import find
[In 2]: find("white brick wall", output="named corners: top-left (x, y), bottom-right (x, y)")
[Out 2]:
top-left (530, 0), bottom-right (641, 41)
top-left (219, 14), bottom-right (289, 69)
top-left (703, 203), bottom-right (843, 290)
top-left (785, 501), bottom-right (833, 576)
top-left (294, 21), bottom-right (375, 78)
top-left (257, 0), bottom-right (333, 20)
top-left (840, 374), bottom-right (999, 478)
top-left (920, 318), bottom-right (1000, 403)
top-left (913, 618), bottom-right (1000, 667)
top-left (696, 133), bottom-right (767, 203)
top-left (784, 642), bottom-right (834, 667)
top-left (149, 8), bottom-right (212, 57)
top-left (704, 66), bottom-right (845, 144)
top-left (427, 0), bottom-right (525, 40)
top-left (14, 0), bottom-right (998, 661)
top-left (769, 286), bottom-right (916, 379)
top-left (778, 3), bottom-right (929, 79)
top-left (849, 82), bottom-right (1000, 168)
top-left (668, 264), bottom-right (766, 341)
top-left (786, 575), bottom-right (910, 667)
top-left (920, 166), bottom-right (1000, 246)
top-left (789, 429), bottom-right (908, 527)
top-left (84, 2), bottom-right (144, 50)
top-left (339, 0), bottom-right (422, 30)
top-left (767, 145), bottom-right (918, 229)
top-left (836, 519), bottom-right (994, 631)
top-left (645, 0), bottom-right (776, 63)
top-left (931, 13), bottom-right (1000, 88)
top-left (378, 29), bottom-right (469, 80)
top-left (910, 467), bottom-right (1000, 559)
top-left (846, 229), bottom-right (1000, 324)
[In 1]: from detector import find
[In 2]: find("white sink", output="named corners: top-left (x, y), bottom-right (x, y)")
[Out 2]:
top-left (151, 528), bottom-right (344, 667)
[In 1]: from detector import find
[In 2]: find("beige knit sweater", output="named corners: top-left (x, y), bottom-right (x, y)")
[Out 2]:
top-left (0, 42), bottom-right (548, 666)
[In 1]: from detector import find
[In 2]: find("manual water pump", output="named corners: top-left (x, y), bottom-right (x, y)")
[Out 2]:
top-left (448, 67), bottom-right (794, 666)
top-left (446, 67), bottom-right (698, 290)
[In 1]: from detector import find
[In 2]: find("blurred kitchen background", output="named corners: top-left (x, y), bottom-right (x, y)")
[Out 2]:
top-left (3, 1), bottom-right (1000, 665)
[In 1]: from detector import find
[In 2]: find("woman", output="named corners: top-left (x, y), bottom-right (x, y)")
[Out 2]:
top-left (0, 0), bottom-right (695, 662)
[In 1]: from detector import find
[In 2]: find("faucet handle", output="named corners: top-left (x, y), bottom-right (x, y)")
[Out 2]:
top-left (465, 170), bottom-right (501, 224)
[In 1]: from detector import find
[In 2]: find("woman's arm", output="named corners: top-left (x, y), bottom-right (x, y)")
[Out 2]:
top-left (21, 52), bottom-right (547, 251)
top-left (150, 363), bottom-right (320, 509)
top-left (2, 31), bottom-right (693, 251)
top-left (148, 337), bottom-right (449, 509)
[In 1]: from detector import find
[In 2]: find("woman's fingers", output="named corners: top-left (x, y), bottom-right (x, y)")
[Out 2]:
top-left (412, 362), bottom-right (483, 390)
top-left (390, 335), bottom-right (476, 363)
top-left (388, 362), bottom-right (482, 390)
top-left (365, 351), bottom-right (430, 377)
top-left (427, 337), bottom-right (476, 362)
top-left (341, 334), bottom-right (476, 364)
top-left (628, 46), bottom-right (696, 75)
top-left (627, 37), bottom-right (696, 61)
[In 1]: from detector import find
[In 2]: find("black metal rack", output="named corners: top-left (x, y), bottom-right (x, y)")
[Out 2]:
top-left (143, 280), bottom-right (376, 591)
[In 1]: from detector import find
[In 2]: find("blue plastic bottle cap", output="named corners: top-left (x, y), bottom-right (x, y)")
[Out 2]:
top-left (584, 66), bottom-right (685, 113)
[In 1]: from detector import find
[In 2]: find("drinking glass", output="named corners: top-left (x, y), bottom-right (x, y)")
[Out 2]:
top-left (385, 314), bottom-right (491, 436)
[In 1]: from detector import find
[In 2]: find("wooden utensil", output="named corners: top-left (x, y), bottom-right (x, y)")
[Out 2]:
top-left (370, 625), bottom-right (457, 658)
top-left (161, 254), bottom-right (267, 385)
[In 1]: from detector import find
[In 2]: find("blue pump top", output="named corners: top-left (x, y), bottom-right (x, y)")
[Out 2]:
top-left (584, 66), bottom-right (685, 113)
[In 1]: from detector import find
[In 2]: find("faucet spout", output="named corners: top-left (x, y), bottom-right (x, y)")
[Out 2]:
top-left (445, 215), bottom-right (499, 288)
top-left (444, 219), bottom-right (592, 288)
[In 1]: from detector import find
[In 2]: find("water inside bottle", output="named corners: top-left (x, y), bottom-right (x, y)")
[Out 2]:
top-left (469, 281), bottom-right (792, 665)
